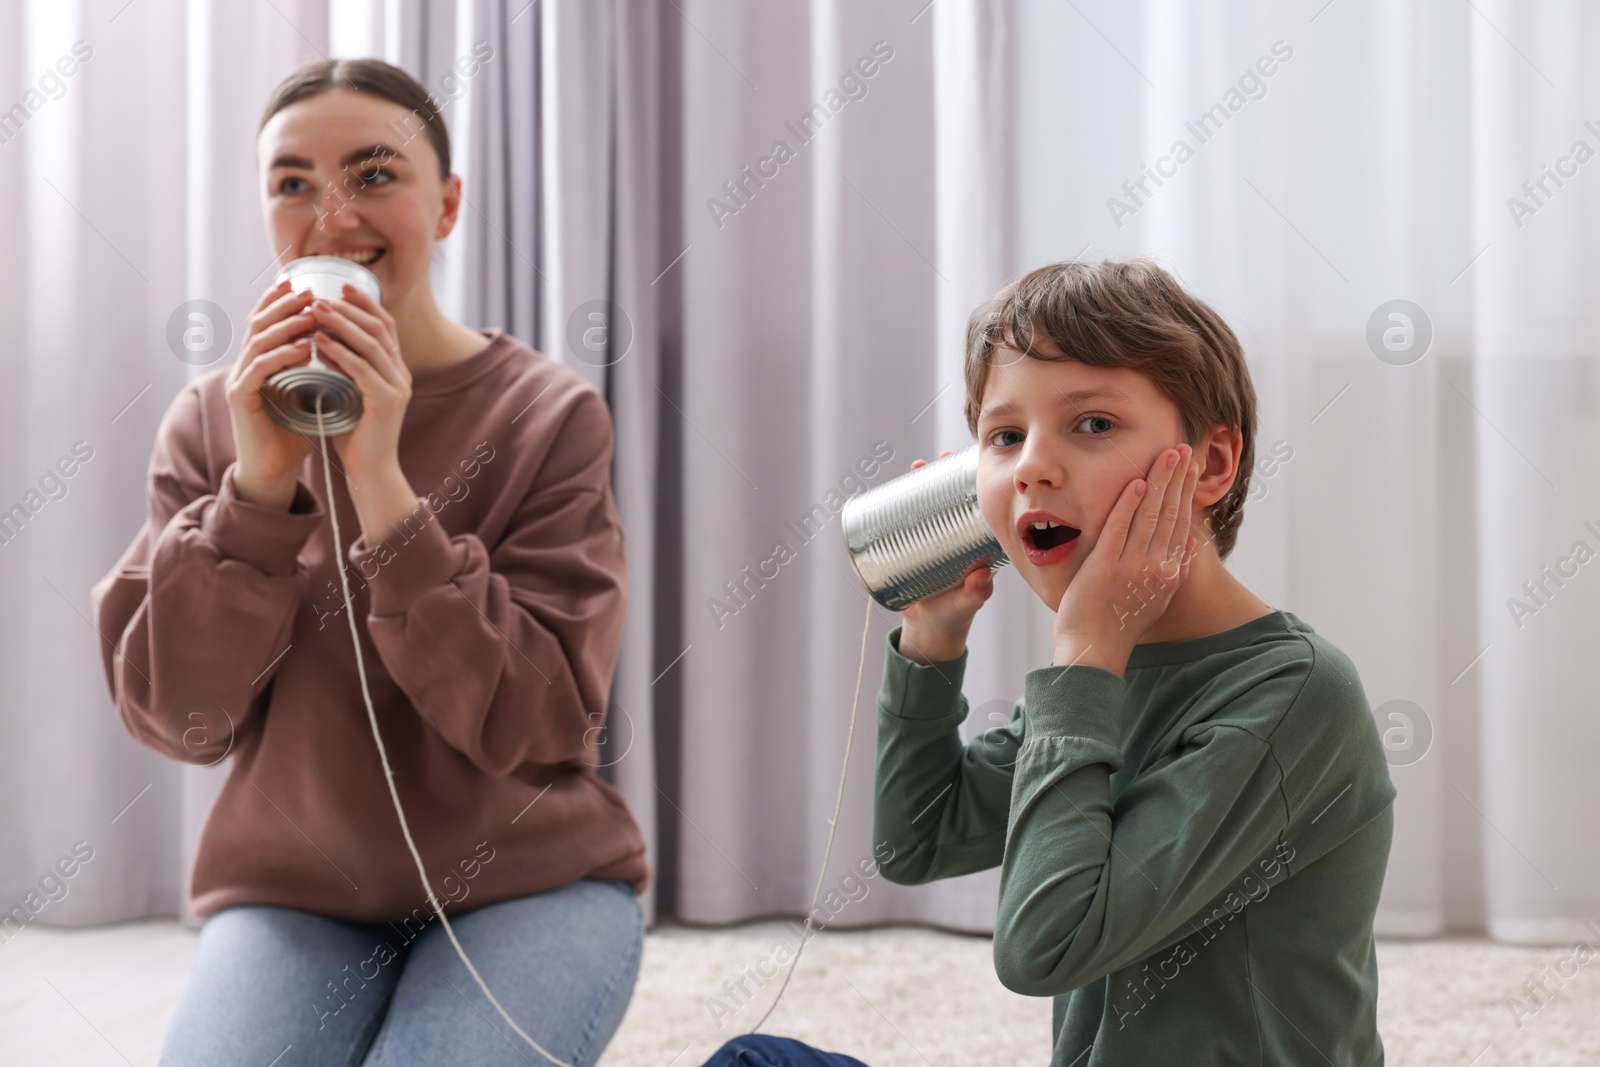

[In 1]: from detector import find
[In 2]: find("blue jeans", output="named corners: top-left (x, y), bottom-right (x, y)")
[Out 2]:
top-left (703, 1035), bottom-right (870, 1066)
top-left (160, 878), bottom-right (643, 1067)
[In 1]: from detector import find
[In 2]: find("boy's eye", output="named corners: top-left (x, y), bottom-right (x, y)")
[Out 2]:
top-left (989, 417), bottom-right (1114, 448)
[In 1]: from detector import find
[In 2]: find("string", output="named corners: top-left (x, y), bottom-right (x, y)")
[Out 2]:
top-left (749, 593), bottom-right (876, 1034)
top-left (313, 394), bottom-right (576, 1067)
top-left (312, 383), bottom-right (876, 1049)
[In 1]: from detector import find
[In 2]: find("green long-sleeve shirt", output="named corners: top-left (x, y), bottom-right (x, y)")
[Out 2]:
top-left (873, 610), bottom-right (1395, 1065)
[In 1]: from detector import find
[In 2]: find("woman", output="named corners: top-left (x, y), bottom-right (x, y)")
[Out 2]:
top-left (90, 58), bottom-right (648, 1066)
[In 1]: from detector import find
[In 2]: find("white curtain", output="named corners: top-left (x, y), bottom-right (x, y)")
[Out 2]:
top-left (655, 0), bottom-right (1541, 942)
top-left (999, 0), bottom-right (1596, 941)
top-left (1469, 0), bottom-right (1600, 942)
top-left (3, 0), bottom-right (1597, 947)
top-left (0, 0), bottom-right (671, 927)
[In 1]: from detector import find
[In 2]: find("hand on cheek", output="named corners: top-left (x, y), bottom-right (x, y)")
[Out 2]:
top-left (1050, 443), bottom-right (1199, 673)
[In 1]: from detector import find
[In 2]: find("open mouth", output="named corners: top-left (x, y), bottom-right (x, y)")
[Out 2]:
top-left (1023, 520), bottom-right (1081, 552)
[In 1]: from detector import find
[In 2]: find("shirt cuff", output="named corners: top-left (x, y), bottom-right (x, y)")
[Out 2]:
top-left (1022, 663), bottom-right (1127, 742)
top-left (202, 462), bottom-right (324, 577)
top-left (879, 624), bottom-right (970, 722)
top-left (348, 507), bottom-right (465, 617)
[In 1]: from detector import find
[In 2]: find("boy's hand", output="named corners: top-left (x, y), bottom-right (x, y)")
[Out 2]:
top-left (897, 451), bottom-right (996, 665)
top-left (1051, 443), bottom-right (1199, 674)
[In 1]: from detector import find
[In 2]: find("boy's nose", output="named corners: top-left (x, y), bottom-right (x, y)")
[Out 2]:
top-left (1013, 443), bottom-right (1065, 490)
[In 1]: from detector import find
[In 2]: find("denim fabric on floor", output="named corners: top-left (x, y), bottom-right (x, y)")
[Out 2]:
top-left (158, 878), bottom-right (643, 1067)
top-left (701, 1034), bottom-right (872, 1067)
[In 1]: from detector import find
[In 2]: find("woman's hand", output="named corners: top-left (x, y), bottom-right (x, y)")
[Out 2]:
top-left (1051, 443), bottom-right (1199, 672)
top-left (225, 279), bottom-right (319, 508)
top-left (303, 282), bottom-right (413, 484)
top-left (896, 450), bottom-right (997, 665)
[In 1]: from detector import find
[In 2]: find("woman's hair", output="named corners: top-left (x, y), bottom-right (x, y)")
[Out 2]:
top-left (259, 58), bottom-right (451, 178)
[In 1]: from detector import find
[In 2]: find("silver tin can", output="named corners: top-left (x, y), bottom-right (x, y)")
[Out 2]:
top-left (841, 444), bottom-right (1009, 611)
top-left (261, 255), bottom-right (383, 436)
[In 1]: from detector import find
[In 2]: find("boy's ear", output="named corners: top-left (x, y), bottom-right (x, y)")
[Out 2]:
top-left (1193, 421), bottom-right (1244, 508)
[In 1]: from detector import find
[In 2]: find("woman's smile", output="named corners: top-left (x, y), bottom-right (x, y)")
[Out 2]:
top-left (311, 244), bottom-right (386, 267)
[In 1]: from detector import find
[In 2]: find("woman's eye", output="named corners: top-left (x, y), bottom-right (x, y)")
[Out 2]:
top-left (356, 167), bottom-right (394, 188)
top-left (989, 429), bottom-right (1023, 448)
top-left (1077, 415), bottom-right (1115, 436)
top-left (277, 176), bottom-right (310, 195)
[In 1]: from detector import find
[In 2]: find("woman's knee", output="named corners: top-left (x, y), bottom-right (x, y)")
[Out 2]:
top-left (576, 878), bottom-right (645, 954)
top-left (161, 904), bottom-right (398, 1065)
top-left (528, 879), bottom-right (644, 1017)
top-left (359, 880), bottom-right (644, 1066)
top-left (492, 878), bottom-right (643, 969)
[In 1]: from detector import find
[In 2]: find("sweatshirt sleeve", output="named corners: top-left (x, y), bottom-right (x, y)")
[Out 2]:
top-left (346, 386), bottom-right (626, 777)
top-left (872, 624), bottom-right (1019, 884)
top-left (89, 383), bottom-right (327, 765)
top-left (990, 659), bottom-right (1309, 997)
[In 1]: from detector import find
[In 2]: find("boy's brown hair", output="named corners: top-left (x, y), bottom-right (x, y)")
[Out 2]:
top-left (964, 258), bottom-right (1258, 560)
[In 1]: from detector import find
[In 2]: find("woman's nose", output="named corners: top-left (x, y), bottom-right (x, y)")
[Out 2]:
top-left (312, 181), bottom-right (359, 231)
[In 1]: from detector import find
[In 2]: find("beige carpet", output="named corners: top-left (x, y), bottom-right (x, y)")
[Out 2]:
top-left (1, 918), bottom-right (1596, 1065)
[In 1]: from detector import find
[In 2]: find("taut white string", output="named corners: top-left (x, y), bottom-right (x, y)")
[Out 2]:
top-left (749, 593), bottom-right (876, 1033)
top-left (313, 395), bottom-right (576, 1067)
top-left (313, 384), bottom-right (876, 1049)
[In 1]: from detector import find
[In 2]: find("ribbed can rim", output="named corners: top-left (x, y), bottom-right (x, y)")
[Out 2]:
top-left (840, 445), bottom-right (1009, 610)
top-left (274, 255), bottom-right (383, 302)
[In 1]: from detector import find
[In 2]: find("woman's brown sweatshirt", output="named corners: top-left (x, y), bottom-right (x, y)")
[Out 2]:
top-left (90, 329), bottom-right (649, 922)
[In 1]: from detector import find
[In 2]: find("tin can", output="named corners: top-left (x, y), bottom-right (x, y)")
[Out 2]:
top-left (841, 444), bottom-right (1009, 611)
top-left (260, 256), bottom-right (382, 436)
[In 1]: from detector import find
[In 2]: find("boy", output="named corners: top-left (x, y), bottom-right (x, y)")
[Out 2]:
top-left (707, 259), bottom-right (1395, 1066)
